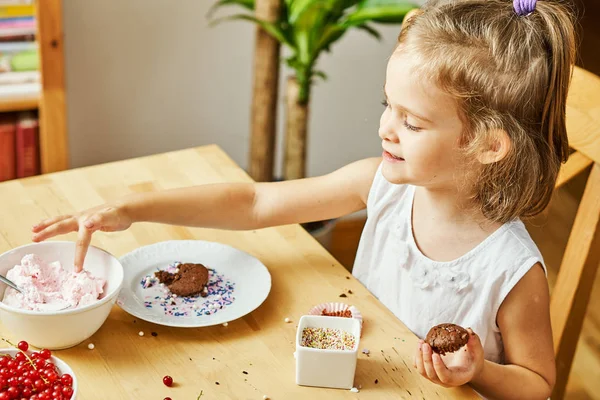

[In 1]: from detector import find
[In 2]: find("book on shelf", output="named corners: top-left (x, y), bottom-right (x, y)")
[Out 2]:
top-left (0, 110), bottom-right (39, 182)
top-left (0, 112), bottom-right (15, 181)
top-left (0, 1), bottom-right (37, 103)
top-left (15, 110), bottom-right (38, 177)
top-left (0, 3), bottom-right (34, 19)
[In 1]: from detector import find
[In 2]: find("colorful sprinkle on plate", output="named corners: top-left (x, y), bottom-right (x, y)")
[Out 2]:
top-left (140, 262), bottom-right (236, 318)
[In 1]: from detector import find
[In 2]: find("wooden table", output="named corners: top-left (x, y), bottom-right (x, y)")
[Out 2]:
top-left (0, 146), bottom-right (478, 399)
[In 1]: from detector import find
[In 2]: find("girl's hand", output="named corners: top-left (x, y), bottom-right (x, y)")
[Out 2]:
top-left (414, 328), bottom-right (485, 387)
top-left (31, 202), bottom-right (133, 272)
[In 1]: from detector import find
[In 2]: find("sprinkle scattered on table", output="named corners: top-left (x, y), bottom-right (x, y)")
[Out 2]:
top-left (350, 387), bottom-right (360, 393)
top-left (339, 293), bottom-right (347, 298)
top-left (362, 349), bottom-right (370, 355)
top-left (284, 317), bottom-right (291, 323)
top-left (87, 343), bottom-right (95, 350)
top-left (138, 331), bottom-right (144, 337)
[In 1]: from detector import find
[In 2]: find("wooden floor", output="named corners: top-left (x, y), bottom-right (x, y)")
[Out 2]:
top-left (328, 170), bottom-right (599, 399)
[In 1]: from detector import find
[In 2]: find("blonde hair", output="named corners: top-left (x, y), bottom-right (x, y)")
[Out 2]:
top-left (398, 0), bottom-right (577, 223)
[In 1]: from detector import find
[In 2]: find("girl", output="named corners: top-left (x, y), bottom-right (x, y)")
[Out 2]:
top-left (32, 0), bottom-right (576, 398)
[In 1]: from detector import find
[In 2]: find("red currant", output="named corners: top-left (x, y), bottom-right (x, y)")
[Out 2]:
top-left (60, 374), bottom-right (72, 386)
top-left (0, 392), bottom-right (9, 400)
top-left (21, 386), bottom-right (32, 397)
top-left (34, 378), bottom-right (46, 390)
top-left (61, 386), bottom-right (73, 399)
top-left (46, 372), bottom-right (58, 383)
top-left (17, 341), bottom-right (28, 352)
top-left (0, 356), bottom-right (9, 368)
top-left (162, 375), bottom-right (173, 387)
top-left (14, 352), bottom-right (25, 362)
top-left (39, 350), bottom-right (51, 360)
top-left (7, 386), bottom-right (20, 397)
top-left (164, 398), bottom-right (172, 400)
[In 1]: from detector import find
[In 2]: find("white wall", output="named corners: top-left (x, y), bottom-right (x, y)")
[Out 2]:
top-left (63, 1), bottom-right (407, 178)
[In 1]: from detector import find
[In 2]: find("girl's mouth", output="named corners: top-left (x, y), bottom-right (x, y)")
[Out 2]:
top-left (383, 150), bottom-right (405, 162)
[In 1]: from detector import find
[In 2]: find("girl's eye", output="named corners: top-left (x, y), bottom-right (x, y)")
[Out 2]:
top-left (381, 99), bottom-right (390, 108)
top-left (404, 120), bottom-right (421, 132)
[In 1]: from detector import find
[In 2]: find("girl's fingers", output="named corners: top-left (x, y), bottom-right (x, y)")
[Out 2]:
top-left (74, 220), bottom-right (92, 272)
top-left (32, 215), bottom-right (71, 233)
top-left (421, 343), bottom-right (440, 381)
top-left (432, 353), bottom-right (452, 385)
top-left (32, 218), bottom-right (78, 242)
top-left (415, 342), bottom-right (426, 377)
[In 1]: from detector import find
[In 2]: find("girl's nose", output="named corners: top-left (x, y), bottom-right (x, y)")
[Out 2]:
top-left (379, 118), bottom-right (400, 143)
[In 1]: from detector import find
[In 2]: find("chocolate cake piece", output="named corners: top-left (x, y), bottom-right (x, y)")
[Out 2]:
top-left (154, 263), bottom-right (209, 297)
top-left (425, 323), bottom-right (469, 355)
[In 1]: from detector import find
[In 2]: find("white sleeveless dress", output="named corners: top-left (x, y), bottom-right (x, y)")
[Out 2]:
top-left (353, 164), bottom-right (545, 364)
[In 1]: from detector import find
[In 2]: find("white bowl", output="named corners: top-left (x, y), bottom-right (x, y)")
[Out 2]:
top-left (295, 315), bottom-right (361, 389)
top-left (0, 241), bottom-right (124, 349)
top-left (0, 348), bottom-right (78, 399)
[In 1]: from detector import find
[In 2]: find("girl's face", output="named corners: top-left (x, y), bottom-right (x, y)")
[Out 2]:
top-left (379, 51), bottom-right (468, 190)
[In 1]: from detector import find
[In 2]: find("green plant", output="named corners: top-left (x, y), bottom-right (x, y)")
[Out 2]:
top-left (210, 0), bottom-right (417, 183)
top-left (210, 0), bottom-right (416, 103)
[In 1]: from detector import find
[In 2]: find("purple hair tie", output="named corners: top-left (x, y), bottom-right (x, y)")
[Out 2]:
top-left (513, 0), bottom-right (537, 16)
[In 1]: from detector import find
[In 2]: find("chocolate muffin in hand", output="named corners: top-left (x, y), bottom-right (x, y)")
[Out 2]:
top-left (425, 323), bottom-right (470, 355)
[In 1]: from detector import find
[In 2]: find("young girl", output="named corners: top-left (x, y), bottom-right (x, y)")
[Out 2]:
top-left (32, 0), bottom-right (575, 397)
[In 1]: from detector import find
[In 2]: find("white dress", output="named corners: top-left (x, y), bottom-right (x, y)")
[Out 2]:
top-left (353, 164), bottom-right (545, 363)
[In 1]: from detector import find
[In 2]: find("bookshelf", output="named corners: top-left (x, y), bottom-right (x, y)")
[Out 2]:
top-left (0, 0), bottom-right (68, 175)
top-left (0, 95), bottom-right (36, 112)
top-left (36, 0), bottom-right (67, 173)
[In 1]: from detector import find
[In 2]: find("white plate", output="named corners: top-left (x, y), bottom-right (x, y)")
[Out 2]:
top-left (116, 240), bottom-right (271, 327)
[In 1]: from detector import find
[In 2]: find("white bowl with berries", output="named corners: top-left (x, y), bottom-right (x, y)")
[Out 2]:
top-left (0, 340), bottom-right (77, 399)
top-left (0, 241), bottom-right (124, 350)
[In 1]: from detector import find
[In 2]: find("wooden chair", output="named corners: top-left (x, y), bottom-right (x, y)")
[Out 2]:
top-left (551, 65), bottom-right (600, 399)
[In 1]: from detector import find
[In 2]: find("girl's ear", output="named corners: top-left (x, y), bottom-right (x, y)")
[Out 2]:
top-left (477, 130), bottom-right (512, 164)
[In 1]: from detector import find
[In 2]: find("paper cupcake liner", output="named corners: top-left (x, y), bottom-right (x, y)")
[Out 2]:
top-left (308, 302), bottom-right (363, 326)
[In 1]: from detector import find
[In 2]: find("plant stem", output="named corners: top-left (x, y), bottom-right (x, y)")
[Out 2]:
top-left (284, 75), bottom-right (310, 180)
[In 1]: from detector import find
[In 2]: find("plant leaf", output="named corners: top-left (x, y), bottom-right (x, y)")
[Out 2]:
top-left (210, 14), bottom-right (294, 48)
top-left (356, 23), bottom-right (381, 40)
top-left (206, 0), bottom-right (254, 21)
top-left (287, 0), bottom-right (317, 24)
top-left (316, 24), bottom-right (347, 53)
top-left (346, 1), bottom-right (417, 24)
top-left (207, 0), bottom-right (255, 18)
top-left (313, 70), bottom-right (328, 80)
